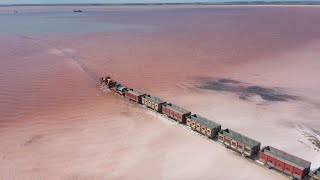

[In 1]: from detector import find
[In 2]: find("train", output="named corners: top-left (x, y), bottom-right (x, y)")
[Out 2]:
top-left (100, 76), bottom-right (318, 180)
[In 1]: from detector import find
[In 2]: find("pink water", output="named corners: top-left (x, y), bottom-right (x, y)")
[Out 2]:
top-left (1, 5), bottom-right (320, 179)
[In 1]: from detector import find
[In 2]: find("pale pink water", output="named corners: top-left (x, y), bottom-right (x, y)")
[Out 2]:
top-left (0, 5), bottom-right (320, 179)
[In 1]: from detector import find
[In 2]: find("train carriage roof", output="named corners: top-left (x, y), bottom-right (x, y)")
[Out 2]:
top-left (164, 103), bottom-right (190, 115)
top-left (127, 89), bottom-right (145, 97)
top-left (220, 129), bottom-right (261, 148)
top-left (144, 95), bottom-right (166, 104)
top-left (262, 146), bottom-right (311, 170)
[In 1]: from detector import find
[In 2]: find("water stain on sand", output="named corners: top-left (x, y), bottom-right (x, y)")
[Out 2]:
top-left (199, 77), bottom-right (299, 102)
top-left (23, 134), bottom-right (44, 146)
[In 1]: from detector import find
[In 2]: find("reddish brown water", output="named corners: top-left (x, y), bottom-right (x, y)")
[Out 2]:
top-left (1, 5), bottom-right (320, 179)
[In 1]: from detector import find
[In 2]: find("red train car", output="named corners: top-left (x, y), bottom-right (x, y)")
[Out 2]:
top-left (259, 146), bottom-right (311, 180)
top-left (162, 103), bottom-right (191, 123)
top-left (124, 89), bottom-right (145, 104)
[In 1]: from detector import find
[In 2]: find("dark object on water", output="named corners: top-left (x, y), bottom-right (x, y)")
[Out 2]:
top-left (74, 10), bottom-right (83, 13)
top-left (14, 10), bottom-right (18, 14)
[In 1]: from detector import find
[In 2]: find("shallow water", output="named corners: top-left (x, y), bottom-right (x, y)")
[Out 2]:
top-left (0, 12), bottom-right (155, 36)
top-left (2, 5), bottom-right (320, 120)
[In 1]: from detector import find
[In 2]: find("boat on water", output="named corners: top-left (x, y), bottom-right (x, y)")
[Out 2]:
top-left (73, 10), bottom-right (83, 13)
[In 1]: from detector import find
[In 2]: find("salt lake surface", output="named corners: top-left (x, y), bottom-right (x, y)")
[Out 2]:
top-left (0, 5), bottom-right (320, 179)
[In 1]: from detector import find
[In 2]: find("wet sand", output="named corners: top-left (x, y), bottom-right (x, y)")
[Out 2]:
top-left (0, 5), bottom-right (320, 179)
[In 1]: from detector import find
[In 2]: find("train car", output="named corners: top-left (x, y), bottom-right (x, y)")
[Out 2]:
top-left (115, 86), bottom-right (128, 96)
top-left (124, 89), bottom-right (146, 104)
top-left (259, 146), bottom-right (311, 180)
top-left (218, 129), bottom-right (261, 158)
top-left (100, 76), bottom-right (116, 89)
top-left (311, 167), bottom-right (320, 180)
top-left (113, 83), bottom-right (128, 95)
top-left (114, 83), bottom-right (121, 89)
top-left (186, 114), bottom-right (221, 138)
top-left (142, 95), bottom-right (166, 112)
top-left (162, 103), bottom-right (191, 123)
